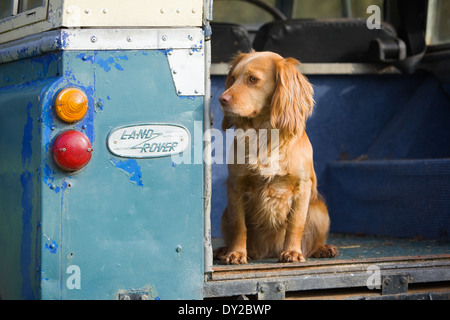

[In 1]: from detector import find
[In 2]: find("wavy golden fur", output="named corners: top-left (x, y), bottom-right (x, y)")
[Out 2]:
top-left (214, 51), bottom-right (337, 264)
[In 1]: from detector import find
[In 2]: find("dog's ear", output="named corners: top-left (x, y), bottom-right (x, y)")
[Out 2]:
top-left (270, 58), bottom-right (314, 137)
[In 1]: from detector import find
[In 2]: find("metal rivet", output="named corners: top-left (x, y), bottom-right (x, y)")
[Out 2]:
top-left (127, 36), bottom-right (132, 42)
top-left (188, 35), bottom-right (194, 41)
top-left (177, 90), bottom-right (182, 95)
top-left (192, 8), bottom-right (197, 13)
top-left (87, 148), bottom-right (92, 152)
top-left (82, 125), bottom-right (87, 130)
top-left (259, 286), bottom-right (265, 293)
top-left (176, 8), bottom-right (181, 13)
top-left (384, 277), bottom-right (391, 286)
top-left (84, 8), bottom-right (90, 14)
top-left (103, 8), bottom-right (109, 14)
top-left (277, 284), bottom-right (284, 292)
top-left (61, 148), bottom-right (66, 152)
top-left (162, 35), bottom-right (168, 41)
top-left (91, 36), bottom-right (97, 43)
top-left (160, 9), bottom-right (165, 14)
top-left (66, 9), bottom-right (72, 14)
top-left (194, 89), bottom-right (199, 94)
top-left (176, 245), bottom-right (182, 252)
top-left (172, 69), bottom-right (177, 74)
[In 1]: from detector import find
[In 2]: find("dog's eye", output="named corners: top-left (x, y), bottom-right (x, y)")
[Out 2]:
top-left (249, 76), bottom-right (258, 83)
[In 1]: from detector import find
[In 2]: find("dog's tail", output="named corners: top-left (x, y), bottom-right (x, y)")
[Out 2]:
top-left (302, 196), bottom-right (338, 258)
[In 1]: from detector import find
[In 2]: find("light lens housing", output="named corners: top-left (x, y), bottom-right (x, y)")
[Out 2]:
top-left (54, 88), bottom-right (88, 123)
top-left (52, 130), bottom-right (93, 171)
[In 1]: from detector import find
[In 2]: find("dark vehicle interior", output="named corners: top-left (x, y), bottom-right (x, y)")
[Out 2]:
top-left (205, 0), bottom-right (450, 299)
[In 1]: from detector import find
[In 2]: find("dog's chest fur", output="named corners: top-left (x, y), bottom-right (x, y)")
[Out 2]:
top-left (242, 174), bottom-right (301, 231)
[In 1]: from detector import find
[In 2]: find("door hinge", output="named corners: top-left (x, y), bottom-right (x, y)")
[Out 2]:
top-left (257, 281), bottom-right (286, 300)
top-left (381, 274), bottom-right (409, 295)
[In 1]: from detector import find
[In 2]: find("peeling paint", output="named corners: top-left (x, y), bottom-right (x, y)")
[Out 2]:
top-left (44, 240), bottom-right (58, 254)
top-left (20, 99), bottom-right (34, 299)
top-left (95, 55), bottom-right (128, 72)
top-left (20, 171), bottom-right (34, 299)
top-left (21, 102), bottom-right (33, 168)
top-left (110, 158), bottom-right (143, 187)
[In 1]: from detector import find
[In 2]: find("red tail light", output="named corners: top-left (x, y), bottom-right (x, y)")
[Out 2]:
top-left (52, 130), bottom-right (93, 171)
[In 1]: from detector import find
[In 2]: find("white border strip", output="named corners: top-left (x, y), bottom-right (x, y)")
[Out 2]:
top-left (0, 28), bottom-right (203, 63)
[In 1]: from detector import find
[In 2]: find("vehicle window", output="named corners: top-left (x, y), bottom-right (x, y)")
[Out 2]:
top-left (426, 0), bottom-right (450, 46)
top-left (19, 0), bottom-right (44, 13)
top-left (0, 0), bottom-right (44, 20)
top-left (0, 1), bottom-right (15, 19)
top-left (293, 0), bottom-right (383, 19)
top-left (213, 0), bottom-right (276, 26)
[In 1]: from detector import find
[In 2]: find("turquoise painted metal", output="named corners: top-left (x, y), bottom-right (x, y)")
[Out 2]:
top-left (0, 49), bottom-right (205, 299)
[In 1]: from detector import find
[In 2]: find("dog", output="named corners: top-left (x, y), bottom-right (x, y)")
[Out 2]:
top-left (214, 51), bottom-right (338, 264)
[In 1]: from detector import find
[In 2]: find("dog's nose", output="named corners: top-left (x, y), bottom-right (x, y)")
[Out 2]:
top-left (219, 93), bottom-right (231, 105)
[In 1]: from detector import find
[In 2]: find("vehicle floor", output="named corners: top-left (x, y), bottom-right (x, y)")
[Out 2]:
top-left (212, 233), bottom-right (450, 266)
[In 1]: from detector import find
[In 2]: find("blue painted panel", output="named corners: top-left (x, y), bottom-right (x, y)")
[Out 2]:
top-left (38, 50), bottom-right (204, 299)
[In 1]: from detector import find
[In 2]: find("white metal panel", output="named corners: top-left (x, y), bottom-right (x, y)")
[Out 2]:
top-left (61, 0), bottom-right (203, 28)
top-left (0, 0), bottom-right (203, 44)
top-left (167, 48), bottom-right (205, 96)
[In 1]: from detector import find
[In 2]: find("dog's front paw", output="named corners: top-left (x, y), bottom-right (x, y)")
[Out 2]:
top-left (220, 251), bottom-right (248, 265)
top-left (312, 244), bottom-right (339, 258)
top-left (279, 250), bottom-right (306, 263)
top-left (213, 246), bottom-right (228, 260)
